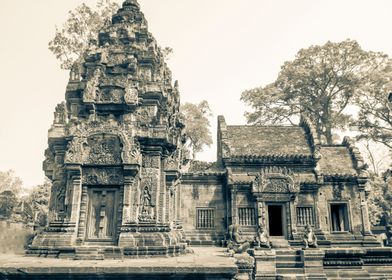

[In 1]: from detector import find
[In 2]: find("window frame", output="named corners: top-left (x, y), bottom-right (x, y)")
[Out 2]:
top-left (195, 207), bottom-right (215, 230)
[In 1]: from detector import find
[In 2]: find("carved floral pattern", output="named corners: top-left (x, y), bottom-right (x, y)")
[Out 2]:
top-left (253, 167), bottom-right (298, 194)
top-left (82, 168), bottom-right (124, 185)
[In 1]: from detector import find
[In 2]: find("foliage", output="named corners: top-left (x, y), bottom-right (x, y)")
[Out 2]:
top-left (179, 101), bottom-right (213, 159)
top-left (367, 173), bottom-right (392, 226)
top-left (26, 179), bottom-right (51, 226)
top-left (0, 170), bottom-right (23, 197)
top-left (354, 61), bottom-right (392, 149)
top-left (241, 39), bottom-right (390, 144)
top-left (48, 0), bottom-right (119, 70)
top-left (0, 190), bottom-right (18, 219)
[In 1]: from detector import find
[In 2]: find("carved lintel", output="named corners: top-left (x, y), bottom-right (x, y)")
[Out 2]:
top-left (82, 167), bottom-right (124, 185)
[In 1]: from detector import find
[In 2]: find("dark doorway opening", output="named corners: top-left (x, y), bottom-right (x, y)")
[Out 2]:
top-left (268, 205), bottom-right (283, 236)
top-left (330, 203), bottom-right (349, 232)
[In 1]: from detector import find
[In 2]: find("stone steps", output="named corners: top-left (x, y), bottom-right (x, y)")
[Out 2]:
top-left (276, 267), bottom-right (305, 275)
top-left (276, 249), bottom-right (305, 277)
top-left (74, 247), bottom-right (105, 260)
top-left (325, 268), bottom-right (374, 280)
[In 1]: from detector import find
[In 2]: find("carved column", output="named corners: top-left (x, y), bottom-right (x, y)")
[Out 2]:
top-left (122, 176), bottom-right (134, 224)
top-left (359, 185), bottom-right (372, 235)
top-left (230, 185), bottom-right (238, 225)
top-left (256, 199), bottom-right (265, 228)
top-left (287, 199), bottom-right (298, 239)
top-left (140, 154), bottom-right (161, 223)
top-left (67, 170), bottom-right (82, 225)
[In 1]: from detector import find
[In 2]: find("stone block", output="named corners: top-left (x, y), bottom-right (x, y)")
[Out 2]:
top-left (252, 249), bottom-right (277, 279)
top-left (300, 249), bottom-right (327, 279)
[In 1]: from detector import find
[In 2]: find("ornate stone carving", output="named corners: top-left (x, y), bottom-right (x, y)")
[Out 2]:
top-left (82, 168), bottom-right (124, 185)
top-left (64, 137), bottom-right (87, 164)
top-left (254, 226), bottom-right (271, 248)
top-left (252, 167), bottom-right (297, 194)
top-left (333, 183), bottom-right (344, 200)
top-left (124, 85), bottom-right (139, 104)
top-left (138, 186), bottom-right (155, 222)
top-left (303, 224), bottom-right (318, 249)
top-left (143, 156), bottom-right (160, 169)
top-left (84, 135), bottom-right (122, 165)
top-left (43, 148), bottom-right (55, 172)
top-left (227, 224), bottom-right (251, 256)
top-left (166, 152), bottom-right (179, 170)
top-left (135, 106), bottom-right (156, 124)
top-left (96, 87), bottom-right (123, 103)
top-left (53, 102), bottom-right (67, 125)
top-left (83, 68), bottom-right (102, 102)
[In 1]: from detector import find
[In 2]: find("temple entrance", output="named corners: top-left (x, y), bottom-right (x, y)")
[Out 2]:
top-left (268, 204), bottom-right (284, 236)
top-left (330, 203), bottom-right (350, 232)
top-left (86, 188), bottom-right (119, 242)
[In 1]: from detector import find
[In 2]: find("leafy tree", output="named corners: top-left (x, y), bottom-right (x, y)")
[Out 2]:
top-left (241, 39), bottom-right (390, 144)
top-left (0, 191), bottom-right (18, 219)
top-left (354, 62), bottom-right (392, 149)
top-left (49, 0), bottom-right (119, 70)
top-left (367, 172), bottom-right (392, 226)
top-left (27, 179), bottom-right (51, 225)
top-left (0, 170), bottom-right (23, 197)
top-left (180, 101), bottom-right (213, 159)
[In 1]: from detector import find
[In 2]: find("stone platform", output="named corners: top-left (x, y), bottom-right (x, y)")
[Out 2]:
top-left (0, 247), bottom-right (237, 280)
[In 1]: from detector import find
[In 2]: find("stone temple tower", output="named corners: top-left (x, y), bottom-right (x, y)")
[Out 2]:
top-left (30, 0), bottom-right (187, 258)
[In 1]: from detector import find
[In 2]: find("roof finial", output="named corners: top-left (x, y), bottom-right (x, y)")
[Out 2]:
top-left (123, 0), bottom-right (140, 9)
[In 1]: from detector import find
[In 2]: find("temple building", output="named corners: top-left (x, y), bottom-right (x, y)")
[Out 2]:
top-left (28, 0), bottom-right (392, 279)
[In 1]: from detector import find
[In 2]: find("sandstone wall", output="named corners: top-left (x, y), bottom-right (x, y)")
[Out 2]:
top-left (179, 176), bottom-right (226, 245)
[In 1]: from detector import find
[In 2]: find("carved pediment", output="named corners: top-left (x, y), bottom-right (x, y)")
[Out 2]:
top-left (252, 167), bottom-right (298, 194)
top-left (65, 118), bottom-right (141, 165)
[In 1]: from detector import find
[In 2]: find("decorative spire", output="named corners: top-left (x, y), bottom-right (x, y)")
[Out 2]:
top-left (122, 0), bottom-right (140, 9)
top-left (111, 0), bottom-right (143, 24)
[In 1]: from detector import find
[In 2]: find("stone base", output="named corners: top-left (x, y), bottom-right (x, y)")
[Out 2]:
top-left (0, 247), bottom-right (237, 280)
top-left (28, 224), bottom-right (188, 259)
top-left (252, 249), bottom-right (277, 279)
top-left (301, 249), bottom-right (327, 280)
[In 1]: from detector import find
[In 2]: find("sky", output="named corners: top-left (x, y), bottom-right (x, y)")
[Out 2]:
top-left (1, 0), bottom-right (392, 188)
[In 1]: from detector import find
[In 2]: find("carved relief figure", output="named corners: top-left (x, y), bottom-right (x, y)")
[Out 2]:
top-left (53, 102), bottom-right (67, 125)
top-left (303, 224), bottom-right (318, 249)
top-left (83, 68), bottom-right (102, 102)
top-left (139, 186), bottom-right (155, 222)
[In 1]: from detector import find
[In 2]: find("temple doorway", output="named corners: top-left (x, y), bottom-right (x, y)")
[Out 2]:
top-left (330, 203), bottom-right (350, 232)
top-left (86, 188), bottom-right (119, 243)
top-left (267, 204), bottom-right (284, 236)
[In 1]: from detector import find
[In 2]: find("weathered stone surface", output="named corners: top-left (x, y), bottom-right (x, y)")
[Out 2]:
top-left (32, 0), bottom-right (186, 258)
top-left (27, 0), bottom-right (392, 279)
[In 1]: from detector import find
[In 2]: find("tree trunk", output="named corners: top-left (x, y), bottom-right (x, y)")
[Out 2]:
top-left (325, 124), bottom-right (333, 144)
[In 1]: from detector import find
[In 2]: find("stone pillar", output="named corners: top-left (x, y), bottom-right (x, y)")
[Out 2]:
top-left (252, 249), bottom-right (277, 279)
top-left (230, 185), bottom-right (238, 225)
top-left (68, 172), bottom-right (82, 225)
top-left (256, 200), bottom-right (264, 228)
top-left (359, 189), bottom-right (372, 235)
top-left (122, 176), bottom-right (134, 224)
top-left (301, 249), bottom-right (327, 280)
top-left (140, 154), bottom-right (161, 223)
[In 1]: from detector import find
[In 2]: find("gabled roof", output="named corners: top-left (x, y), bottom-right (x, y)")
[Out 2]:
top-left (223, 125), bottom-right (312, 158)
top-left (317, 146), bottom-right (357, 176)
